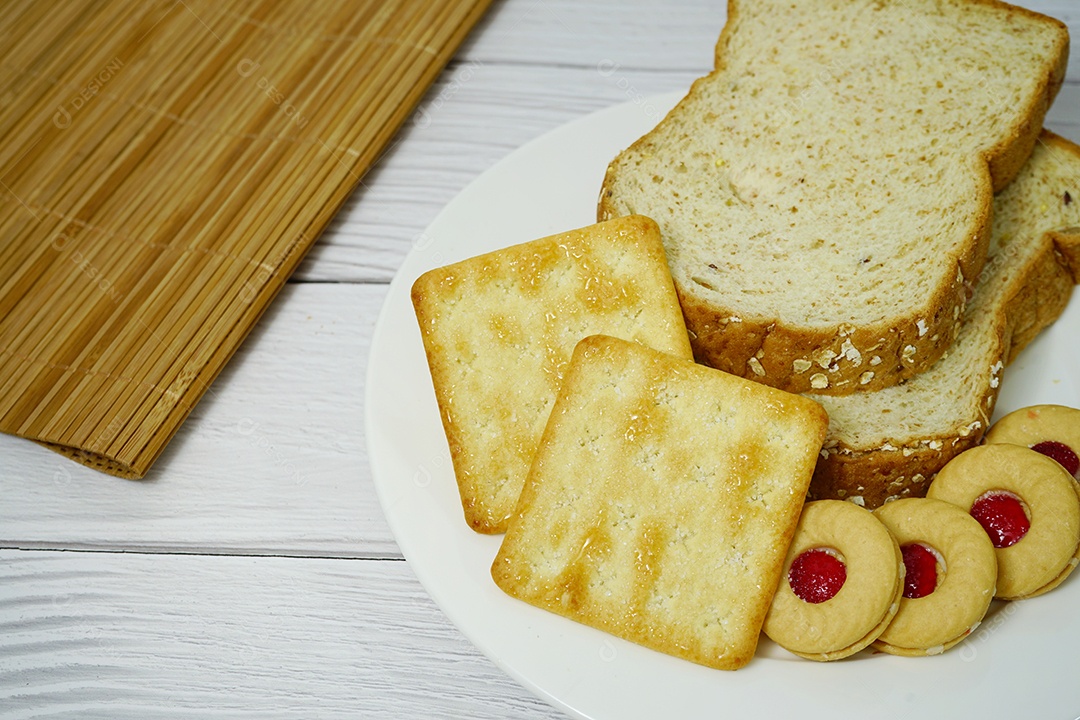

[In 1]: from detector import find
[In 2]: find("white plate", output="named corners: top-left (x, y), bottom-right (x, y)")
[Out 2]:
top-left (366, 93), bottom-right (1080, 720)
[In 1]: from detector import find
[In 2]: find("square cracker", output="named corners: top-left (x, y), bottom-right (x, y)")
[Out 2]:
top-left (491, 335), bottom-right (829, 670)
top-left (411, 216), bottom-right (693, 533)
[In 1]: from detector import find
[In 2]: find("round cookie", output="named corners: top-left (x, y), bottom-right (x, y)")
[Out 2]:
top-left (985, 404), bottom-right (1080, 481)
top-left (763, 500), bottom-right (904, 661)
top-left (927, 444), bottom-right (1080, 600)
top-left (872, 498), bottom-right (997, 656)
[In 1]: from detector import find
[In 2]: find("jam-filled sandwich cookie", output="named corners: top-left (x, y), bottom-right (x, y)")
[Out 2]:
top-left (763, 500), bottom-right (904, 661)
top-left (985, 405), bottom-right (1080, 483)
top-left (871, 498), bottom-right (997, 657)
top-left (927, 444), bottom-right (1080, 600)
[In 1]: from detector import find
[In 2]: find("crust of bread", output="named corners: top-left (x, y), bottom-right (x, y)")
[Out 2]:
top-left (809, 133), bottom-right (1080, 507)
top-left (1052, 226), bottom-right (1080, 282)
top-left (675, 287), bottom-right (968, 395)
top-left (812, 227), bottom-right (1079, 509)
top-left (598, 0), bottom-right (1069, 396)
top-left (812, 441), bottom-right (973, 510)
top-left (951, 0), bottom-right (1069, 193)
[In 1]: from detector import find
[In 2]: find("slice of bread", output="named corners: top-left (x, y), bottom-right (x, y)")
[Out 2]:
top-left (809, 131), bottom-right (1080, 508)
top-left (411, 216), bottom-right (693, 534)
top-left (492, 335), bottom-right (829, 670)
top-left (598, 0), bottom-right (1069, 396)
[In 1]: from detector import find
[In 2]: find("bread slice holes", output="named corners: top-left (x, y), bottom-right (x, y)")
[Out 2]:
top-left (691, 276), bottom-right (717, 292)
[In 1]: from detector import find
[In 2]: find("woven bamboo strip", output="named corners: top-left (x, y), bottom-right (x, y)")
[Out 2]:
top-left (0, 12), bottom-right (219, 420)
top-left (0, 0), bottom-right (493, 476)
top-left (125, 0), bottom-right (481, 455)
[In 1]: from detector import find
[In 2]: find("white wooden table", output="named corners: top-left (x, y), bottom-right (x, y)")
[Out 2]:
top-left (3, 1), bottom-right (1078, 717)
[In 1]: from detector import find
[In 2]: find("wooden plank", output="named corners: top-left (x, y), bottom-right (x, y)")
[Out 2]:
top-left (293, 64), bottom-right (701, 283)
top-left (0, 549), bottom-right (558, 719)
top-left (0, 283), bottom-right (398, 558)
top-left (455, 0), bottom-right (1080, 78)
top-left (457, 0), bottom-right (726, 70)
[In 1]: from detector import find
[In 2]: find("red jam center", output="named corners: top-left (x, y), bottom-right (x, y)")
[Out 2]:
top-left (901, 543), bottom-right (939, 599)
top-left (788, 549), bottom-right (846, 604)
top-left (1031, 440), bottom-right (1080, 478)
top-left (970, 492), bottom-right (1030, 548)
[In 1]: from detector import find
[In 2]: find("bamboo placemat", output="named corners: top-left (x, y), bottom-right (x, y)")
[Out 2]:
top-left (0, 0), bottom-right (493, 478)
